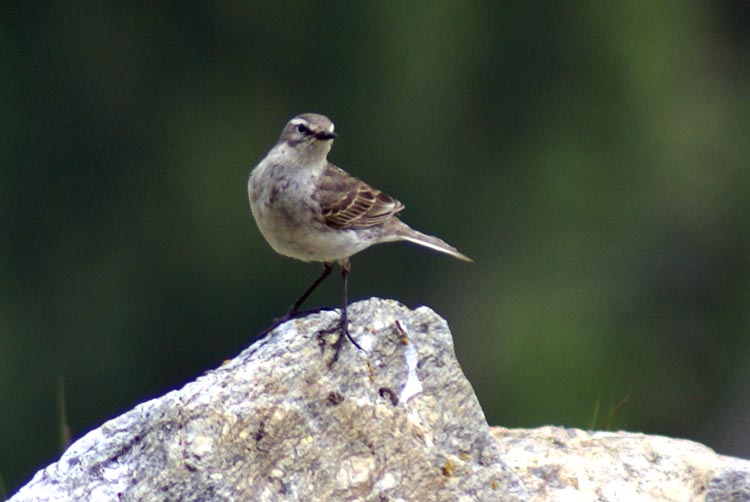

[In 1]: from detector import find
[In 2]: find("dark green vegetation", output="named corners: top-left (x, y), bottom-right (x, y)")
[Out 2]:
top-left (2, 1), bottom-right (749, 494)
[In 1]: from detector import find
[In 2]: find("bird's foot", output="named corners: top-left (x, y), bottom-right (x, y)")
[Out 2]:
top-left (316, 313), bottom-right (363, 368)
top-left (257, 306), bottom-right (337, 338)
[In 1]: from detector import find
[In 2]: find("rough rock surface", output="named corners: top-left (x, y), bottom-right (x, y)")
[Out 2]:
top-left (11, 298), bottom-right (525, 502)
top-left (10, 298), bottom-right (750, 501)
top-left (492, 426), bottom-right (750, 502)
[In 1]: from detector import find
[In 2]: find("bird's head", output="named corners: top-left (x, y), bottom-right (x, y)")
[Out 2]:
top-left (277, 113), bottom-right (337, 162)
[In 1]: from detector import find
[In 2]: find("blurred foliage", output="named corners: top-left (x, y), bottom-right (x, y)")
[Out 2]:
top-left (2, 0), bottom-right (750, 493)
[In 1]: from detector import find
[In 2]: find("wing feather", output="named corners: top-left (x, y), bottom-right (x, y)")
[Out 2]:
top-left (315, 164), bottom-right (404, 229)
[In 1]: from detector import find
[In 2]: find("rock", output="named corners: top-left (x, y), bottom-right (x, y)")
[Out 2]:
top-left (492, 426), bottom-right (750, 501)
top-left (9, 298), bottom-right (750, 501)
top-left (10, 298), bottom-right (525, 502)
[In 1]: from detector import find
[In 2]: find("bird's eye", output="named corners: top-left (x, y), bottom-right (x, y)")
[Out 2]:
top-left (297, 124), bottom-right (308, 134)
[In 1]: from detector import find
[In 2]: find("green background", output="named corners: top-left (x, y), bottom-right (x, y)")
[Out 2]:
top-left (2, 1), bottom-right (749, 494)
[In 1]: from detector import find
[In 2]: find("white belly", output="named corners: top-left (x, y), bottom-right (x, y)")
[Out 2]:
top-left (248, 164), bottom-right (377, 263)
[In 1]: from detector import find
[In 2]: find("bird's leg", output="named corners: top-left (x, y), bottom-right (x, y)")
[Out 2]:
top-left (319, 259), bottom-right (363, 366)
top-left (286, 262), bottom-right (334, 318)
top-left (258, 263), bottom-right (333, 337)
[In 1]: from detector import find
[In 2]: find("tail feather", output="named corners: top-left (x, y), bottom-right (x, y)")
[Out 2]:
top-left (398, 228), bottom-right (473, 262)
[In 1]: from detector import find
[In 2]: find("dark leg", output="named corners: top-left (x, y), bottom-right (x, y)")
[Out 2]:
top-left (287, 262), bottom-right (333, 317)
top-left (257, 263), bottom-right (333, 337)
top-left (323, 259), bottom-right (363, 366)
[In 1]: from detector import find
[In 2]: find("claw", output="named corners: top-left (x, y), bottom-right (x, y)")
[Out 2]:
top-left (317, 312), bottom-right (363, 368)
top-left (256, 260), bottom-right (360, 368)
top-left (257, 306), bottom-right (338, 339)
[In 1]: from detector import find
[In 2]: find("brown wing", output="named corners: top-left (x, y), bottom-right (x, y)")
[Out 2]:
top-left (315, 164), bottom-right (404, 229)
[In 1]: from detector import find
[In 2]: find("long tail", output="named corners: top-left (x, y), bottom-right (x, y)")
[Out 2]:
top-left (396, 224), bottom-right (473, 262)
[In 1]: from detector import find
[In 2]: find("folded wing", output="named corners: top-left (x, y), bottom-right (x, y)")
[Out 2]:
top-left (315, 164), bottom-right (405, 229)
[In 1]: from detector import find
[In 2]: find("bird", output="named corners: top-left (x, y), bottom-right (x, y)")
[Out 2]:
top-left (248, 113), bottom-right (471, 364)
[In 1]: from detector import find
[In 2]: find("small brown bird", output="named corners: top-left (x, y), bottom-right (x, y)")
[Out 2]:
top-left (248, 113), bottom-right (471, 363)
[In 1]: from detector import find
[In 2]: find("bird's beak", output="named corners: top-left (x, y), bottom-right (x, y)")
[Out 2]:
top-left (315, 131), bottom-right (337, 140)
